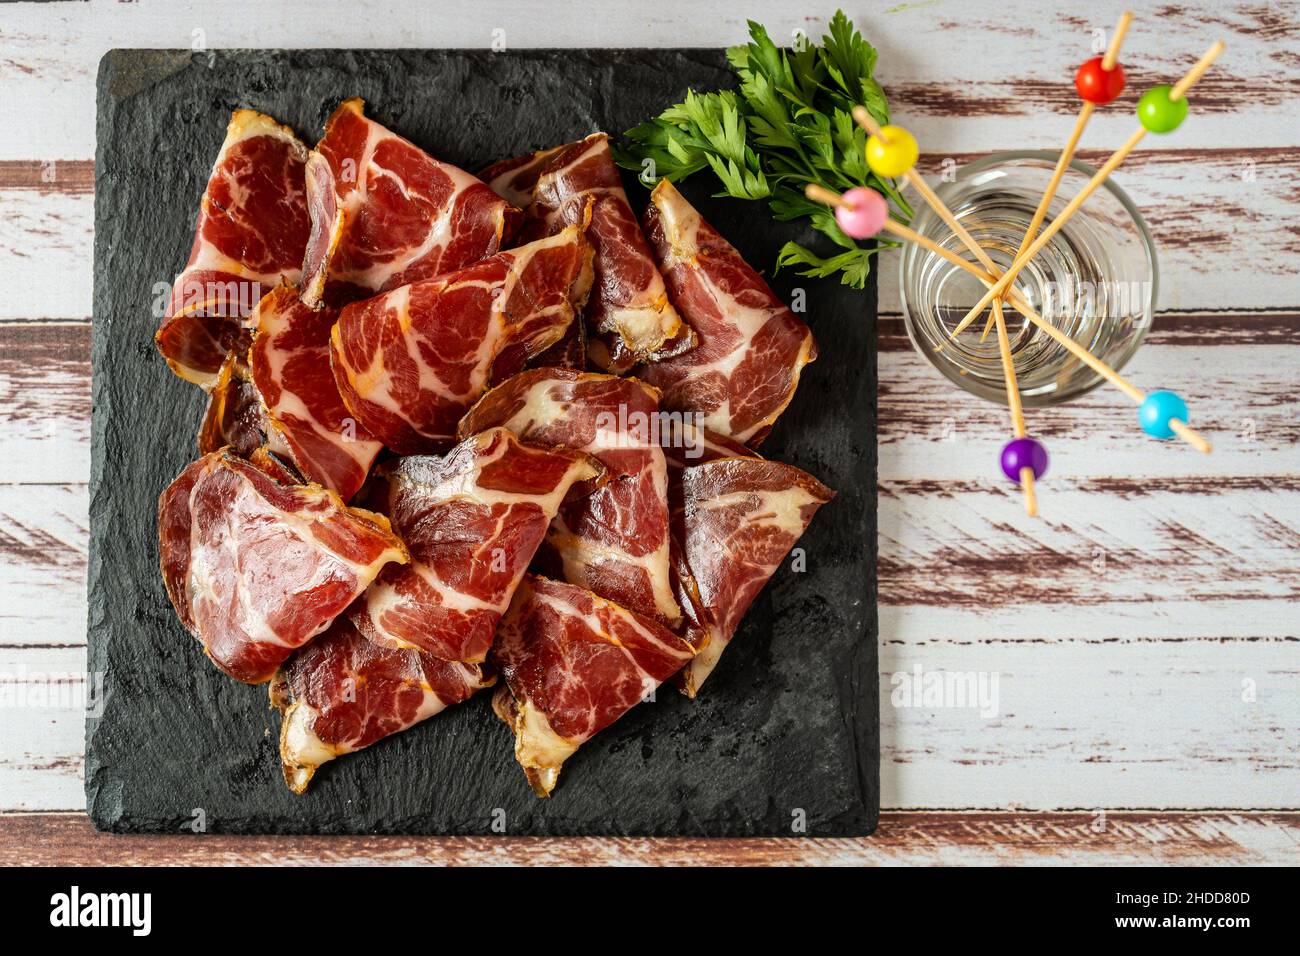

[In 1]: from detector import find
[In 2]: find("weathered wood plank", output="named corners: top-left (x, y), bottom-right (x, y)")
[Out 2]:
top-left (878, 146), bottom-right (1300, 312)
top-left (1, 4), bottom-right (1297, 316)
top-left (1, 0), bottom-right (1294, 159)
top-left (0, 322), bottom-right (90, 483)
top-left (0, 159), bottom-right (93, 193)
top-left (878, 323), bottom-right (1300, 480)
top-left (880, 600), bottom-right (1296, 646)
top-left (0, 189), bottom-right (93, 321)
top-left (0, 709), bottom-right (85, 812)
top-left (3, 315), bottom-right (1293, 485)
top-left (0, 810), bottom-right (1294, 865)
top-left (9, 473), bottom-right (1283, 651)
top-left (4, 145), bottom-right (1297, 317)
top-left (0, 645), bottom-right (86, 811)
top-left (878, 477), bottom-right (1300, 609)
top-left (878, 638), bottom-right (1299, 809)
top-left (4, 633), bottom-right (1296, 812)
top-left (0, 485), bottom-right (88, 651)
top-left (878, 312), bottom-right (1300, 348)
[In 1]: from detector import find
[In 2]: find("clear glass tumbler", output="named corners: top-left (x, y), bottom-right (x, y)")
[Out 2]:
top-left (899, 151), bottom-right (1158, 406)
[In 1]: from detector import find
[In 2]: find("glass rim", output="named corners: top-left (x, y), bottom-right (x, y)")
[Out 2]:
top-left (953, 149), bottom-right (1159, 263)
top-left (898, 149), bottom-right (1160, 406)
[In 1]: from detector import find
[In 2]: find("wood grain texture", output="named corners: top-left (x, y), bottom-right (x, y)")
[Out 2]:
top-left (0, 160), bottom-right (93, 193)
top-left (0, 322), bottom-right (90, 483)
top-left (6, 145), bottom-right (1297, 320)
top-left (0, 645), bottom-right (86, 811)
top-left (0, 0), bottom-right (1295, 158)
top-left (0, 485), bottom-right (88, 650)
top-left (0, 811), bottom-right (1295, 865)
top-left (879, 478), bottom-right (1300, 609)
top-left (3, 314), bottom-right (1294, 485)
top-left (879, 639), bottom-right (1298, 809)
top-left (0, 190), bottom-right (94, 321)
top-left (880, 315), bottom-right (1300, 479)
top-left (0, 0), bottom-right (1296, 861)
top-left (1, 6), bottom-right (1297, 317)
top-left (1, 312), bottom-right (1295, 814)
top-left (5, 635), bottom-right (1295, 812)
top-left (880, 147), bottom-right (1300, 311)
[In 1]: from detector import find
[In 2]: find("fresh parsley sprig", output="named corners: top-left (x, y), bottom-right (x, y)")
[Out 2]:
top-left (616, 10), bottom-right (912, 289)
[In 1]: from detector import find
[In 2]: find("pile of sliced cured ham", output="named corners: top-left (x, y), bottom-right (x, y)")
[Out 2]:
top-left (156, 100), bottom-right (833, 797)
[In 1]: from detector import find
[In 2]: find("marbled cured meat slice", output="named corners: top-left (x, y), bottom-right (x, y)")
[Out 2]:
top-left (195, 351), bottom-right (304, 480)
top-left (248, 446), bottom-right (304, 485)
top-left (271, 617), bottom-right (494, 793)
top-left (585, 317), bottom-right (696, 376)
top-left (460, 368), bottom-right (681, 626)
top-left (482, 133), bottom-right (689, 372)
top-left (197, 352), bottom-right (267, 457)
top-left (492, 313), bottom-right (586, 383)
top-left (479, 143), bottom-right (564, 209)
top-left (249, 285), bottom-right (383, 501)
top-left (640, 179), bottom-right (816, 445)
top-left (157, 451), bottom-right (407, 684)
top-left (491, 575), bottom-right (694, 797)
top-left (330, 224), bottom-right (594, 454)
top-left (528, 312), bottom-right (586, 371)
top-left (300, 98), bottom-right (521, 308)
top-left (660, 420), bottom-right (757, 472)
top-left (351, 428), bottom-right (601, 663)
top-left (670, 457), bottom-right (833, 696)
top-left (157, 457), bottom-right (210, 634)
top-left (157, 110), bottom-right (311, 387)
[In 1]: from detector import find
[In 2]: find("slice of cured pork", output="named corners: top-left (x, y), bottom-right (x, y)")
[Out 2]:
top-left (196, 348), bottom-right (307, 481)
top-left (197, 352), bottom-right (268, 458)
top-left (330, 223), bottom-right (595, 454)
top-left (670, 457), bottom-right (833, 697)
top-left (249, 284), bottom-right (383, 501)
top-left (350, 427), bottom-right (602, 663)
top-left (156, 110), bottom-right (311, 387)
top-left (660, 420), bottom-right (757, 473)
top-left (640, 179), bottom-right (816, 445)
top-left (300, 98), bottom-right (521, 308)
top-left (157, 450), bottom-right (408, 684)
top-left (481, 133), bottom-right (690, 372)
top-left (247, 446), bottom-right (304, 485)
top-left (460, 368), bottom-right (681, 626)
top-left (271, 617), bottom-right (495, 793)
top-left (491, 575), bottom-right (694, 797)
top-left (526, 313), bottom-right (586, 372)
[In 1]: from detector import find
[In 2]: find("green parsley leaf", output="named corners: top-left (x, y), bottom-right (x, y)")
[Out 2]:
top-left (775, 242), bottom-right (878, 289)
top-left (617, 9), bottom-right (908, 289)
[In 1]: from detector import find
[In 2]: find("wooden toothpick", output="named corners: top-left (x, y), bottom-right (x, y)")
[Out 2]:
top-left (805, 181), bottom-right (1212, 455)
top-left (946, 40), bottom-right (1225, 341)
top-left (979, 10), bottom-right (1134, 342)
top-left (826, 127), bottom-right (1041, 515)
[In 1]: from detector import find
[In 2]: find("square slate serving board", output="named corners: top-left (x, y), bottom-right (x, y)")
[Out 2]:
top-left (87, 48), bottom-right (879, 836)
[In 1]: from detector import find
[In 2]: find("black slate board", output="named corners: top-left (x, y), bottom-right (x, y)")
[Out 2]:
top-left (88, 49), bottom-right (879, 836)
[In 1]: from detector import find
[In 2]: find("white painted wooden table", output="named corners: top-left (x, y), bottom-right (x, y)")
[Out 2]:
top-left (0, 0), bottom-right (1296, 865)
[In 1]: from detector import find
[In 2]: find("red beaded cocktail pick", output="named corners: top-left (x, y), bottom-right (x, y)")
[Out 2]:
top-left (944, 39), bottom-right (1225, 349)
top-left (978, 10), bottom-right (1133, 343)
top-left (801, 33), bottom-right (1223, 514)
